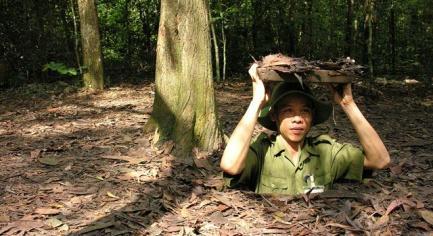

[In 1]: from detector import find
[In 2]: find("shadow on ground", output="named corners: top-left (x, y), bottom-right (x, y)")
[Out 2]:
top-left (0, 81), bottom-right (432, 235)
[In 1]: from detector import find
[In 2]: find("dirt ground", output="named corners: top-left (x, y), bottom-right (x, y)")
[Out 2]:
top-left (0, 80), bottom-right (432, 235)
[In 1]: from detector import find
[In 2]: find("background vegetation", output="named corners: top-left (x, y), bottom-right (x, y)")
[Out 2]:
top-left (0, 0), bottom-right (432, 88)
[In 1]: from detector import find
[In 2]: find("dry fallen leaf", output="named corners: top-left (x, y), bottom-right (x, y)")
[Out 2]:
top-left (192, 147), bottom-right (213, 170)
top-left (385, 199), bottom-right (404, 215)
top-left (0, 219), bottom-right (44, 235)
top-left (180, 206), bottom-right (190, 218)
top-left (77, 221), bottom-right (115, 235)
top-left (101, 155), bottom-right (148, 164)
top-left (38, 156), bottom-right (61, 166)
top-left (35, 208), bottom-right (61, 215)
top-left (107, 191), bottom-right (120, 199)
top-left (30, 149), bottom-right (42, 159)
top-left (373, 215), bottom-right (389, 229)
top-left (45, 217), bottom-right (63, 228)
top-left (0, 214), bottom-right (10, 222)
top-left (418, 210), bottom-right (433, 226)
top-left (58, 223), bottom-right (69, 232)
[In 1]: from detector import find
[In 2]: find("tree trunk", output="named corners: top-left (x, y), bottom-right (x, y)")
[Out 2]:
top-left (61, 1), bottom-right (74, 59)
top-left (148, 0), bottom-right (222, 157)
top-left (70, 0), bottom-right (82, 73)
top-left (345, 0), bottom-right (354, 57)
top-left (217, 0), bottom-right (226, 81)
top-left (221, 21), bottom-right (227, 81)
top-left (301, 0), bottom-right (314, 58)
top-left (77, 0), bottom-right (104, 90)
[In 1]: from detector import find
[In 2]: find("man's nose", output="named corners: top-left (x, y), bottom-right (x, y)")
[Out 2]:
top-left (292, 115), bottom-right (303, 123)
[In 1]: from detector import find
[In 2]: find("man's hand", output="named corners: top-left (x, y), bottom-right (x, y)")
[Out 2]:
top-left (329, 83), bottom-right (355, 107)
top-left (249, 63), bottom-right (270, 109)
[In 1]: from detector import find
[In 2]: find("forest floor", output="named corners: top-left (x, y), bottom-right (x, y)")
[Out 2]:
top-left (0, 79), bottom-right (432, 235)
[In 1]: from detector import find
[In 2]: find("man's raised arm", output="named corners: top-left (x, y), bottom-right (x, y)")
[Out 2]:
top-left (331, 84), bottom-right (390, 169)
top-left (220, 64), bottom-right (269, 175)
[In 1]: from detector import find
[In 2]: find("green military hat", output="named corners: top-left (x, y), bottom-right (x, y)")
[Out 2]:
top-left (258, 82), bottom-right (332, 131)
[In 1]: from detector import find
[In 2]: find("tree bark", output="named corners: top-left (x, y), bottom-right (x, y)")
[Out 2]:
top-left (77, 0), bottom-right (104, 90)
top-left (148, 0), bottom-right (222, 157)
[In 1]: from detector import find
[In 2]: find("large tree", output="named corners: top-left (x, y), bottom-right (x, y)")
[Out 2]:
top-left (147, 0), bottom-right (223, 157)
top-left (77, 0), bottom-right (104, 90)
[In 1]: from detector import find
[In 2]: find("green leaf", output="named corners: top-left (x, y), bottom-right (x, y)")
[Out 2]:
top-left (42, 62), bottom-right (78, 76)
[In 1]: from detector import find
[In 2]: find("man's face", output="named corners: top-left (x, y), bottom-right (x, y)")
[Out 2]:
top-left (273, 94), bottom-right (313, 146)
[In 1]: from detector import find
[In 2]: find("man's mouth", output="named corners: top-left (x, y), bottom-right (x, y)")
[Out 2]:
top-left (290, 127), bottom-right (305, 134)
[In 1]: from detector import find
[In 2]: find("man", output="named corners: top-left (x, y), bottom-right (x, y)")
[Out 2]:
top-left (220, 64), bottom-right (390, 195)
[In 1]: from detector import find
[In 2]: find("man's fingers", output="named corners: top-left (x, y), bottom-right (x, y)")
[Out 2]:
top-left (248, 63), bottom-right (259, 80)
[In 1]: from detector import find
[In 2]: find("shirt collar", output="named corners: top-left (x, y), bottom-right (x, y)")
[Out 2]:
top-left (273, 135), bottom-right (319, 161)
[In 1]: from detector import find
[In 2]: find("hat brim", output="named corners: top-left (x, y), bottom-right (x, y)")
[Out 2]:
top-left (258, 91), bottom-right (332, 131)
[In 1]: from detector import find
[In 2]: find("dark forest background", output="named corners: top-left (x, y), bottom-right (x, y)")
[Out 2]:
top-left (1, 0), bottom-right (432, 88)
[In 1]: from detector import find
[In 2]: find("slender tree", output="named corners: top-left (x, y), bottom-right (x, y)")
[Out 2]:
top-left (147, 0), bottom-right (222, 157)
top-left (221, 16), bottom-right (227, 81)
top-left (365, 0), bottom-right (374, 77)
top-left (77, 0), bottom-right (104, 90)
top-left (388, 0), bottom-right (396, 75)
top-left (345, 0), bottom-right (354, 57)
top-left (210, 10), bottom-right (221, 81)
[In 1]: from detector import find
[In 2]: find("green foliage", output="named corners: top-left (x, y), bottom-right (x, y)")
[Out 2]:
top-left (42, 62), bottom-right (77, 76)
top-left (1, 0), bottom-right (432, 87)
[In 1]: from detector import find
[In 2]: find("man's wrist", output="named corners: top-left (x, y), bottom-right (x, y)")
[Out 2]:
top-left (340, 100), bottom-right (358, 113)
top-left (251, 99), bottom-right (265, 110)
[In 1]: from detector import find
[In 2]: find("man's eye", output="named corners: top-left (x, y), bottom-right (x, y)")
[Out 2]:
top-left (301, 109), bottom-right (312, 114)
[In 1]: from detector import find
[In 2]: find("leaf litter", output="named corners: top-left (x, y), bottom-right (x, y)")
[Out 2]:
top-left (0, 81), bottom-right (432, 235)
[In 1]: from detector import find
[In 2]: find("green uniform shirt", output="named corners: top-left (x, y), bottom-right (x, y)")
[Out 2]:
top-left (224, 133), bottom-right (365, 195)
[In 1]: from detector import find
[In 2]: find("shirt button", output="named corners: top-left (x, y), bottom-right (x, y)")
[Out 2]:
top-left (271, 183), bottom-right (276, 188)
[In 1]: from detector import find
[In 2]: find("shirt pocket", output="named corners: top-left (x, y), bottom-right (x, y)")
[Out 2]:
top-left (259, 174), bottom-right (290, 194)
